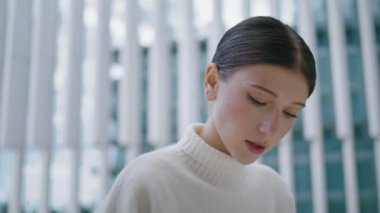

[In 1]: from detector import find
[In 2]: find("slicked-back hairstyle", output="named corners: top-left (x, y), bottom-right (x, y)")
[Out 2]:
top-left (211, 16), bottom-right (316, 97)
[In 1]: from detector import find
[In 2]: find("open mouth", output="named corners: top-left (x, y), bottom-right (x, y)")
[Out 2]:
top-left (245, 140), bottom-right (266, 155)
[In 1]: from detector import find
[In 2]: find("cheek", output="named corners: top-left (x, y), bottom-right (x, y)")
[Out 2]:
top-left (277, 119), bottom-right (296, 139)
top-left (215, 94), bottom-right (252, 128)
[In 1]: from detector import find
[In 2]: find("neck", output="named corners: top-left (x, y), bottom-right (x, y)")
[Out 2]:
top-left (199, 118), bottom-right (230, 156)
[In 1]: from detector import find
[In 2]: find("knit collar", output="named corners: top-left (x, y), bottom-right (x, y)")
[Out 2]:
top-left (177, 124), bottom-right (246, 188)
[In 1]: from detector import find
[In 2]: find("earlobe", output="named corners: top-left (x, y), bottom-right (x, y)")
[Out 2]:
top-left (204, 63), bottom-right (219, 101)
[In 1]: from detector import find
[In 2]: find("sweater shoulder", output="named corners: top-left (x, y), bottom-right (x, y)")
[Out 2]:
top-left (118, 144), bottom-right (181, 182)
top-left (248, 163), bottom-right (283, 180)
top-left (132, 144), bottom-right (180, 167)
top-left (247, 163), bottom-right (293, 193)
top-left (98, 145), bottom-right (182, 212)
top-left (246, 163), bottom-right (296, 212)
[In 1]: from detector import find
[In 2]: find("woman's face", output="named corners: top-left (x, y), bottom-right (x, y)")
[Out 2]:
top-left (202, 63), bottom-right (309, 164)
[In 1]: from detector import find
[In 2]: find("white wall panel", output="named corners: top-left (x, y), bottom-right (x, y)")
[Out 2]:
top-left (298, 1), bottom-right (327, 212)
top-left (119, 0), bottom-right (143, 163)
top-left (177, 0), bottom-right (201, 137)
top-left (148, 0), bottom-right (172, 147)
top-left (327, 1), bottom-right (359, 212)
top-left (0, 0), bottom-right (32, 211)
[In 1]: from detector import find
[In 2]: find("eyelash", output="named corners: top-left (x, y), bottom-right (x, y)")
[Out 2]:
top-left (248, 95), bottom-right (266, 106)
top-left (247, 94), bottom-right (298, 119)
top-left (284, 112), bottom-right (297, 118)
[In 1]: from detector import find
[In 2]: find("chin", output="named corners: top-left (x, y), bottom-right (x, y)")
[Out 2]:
top-left (236, 156), bottom-right (258, 165)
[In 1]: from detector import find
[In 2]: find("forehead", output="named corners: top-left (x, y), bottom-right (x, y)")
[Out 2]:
top-left (228, 64), bottom-right (309, 101)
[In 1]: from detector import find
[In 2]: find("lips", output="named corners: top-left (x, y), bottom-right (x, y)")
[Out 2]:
top-left (245, 140), bottom-right (267, 155)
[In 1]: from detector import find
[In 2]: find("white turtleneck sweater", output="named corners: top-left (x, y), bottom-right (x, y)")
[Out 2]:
top-left (98, 124), bottom-right (296, 213)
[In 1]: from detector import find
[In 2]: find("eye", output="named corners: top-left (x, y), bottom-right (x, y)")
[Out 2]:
top-left (283, 111), bottom-right (298, 119)
top-left (247, 94), bottom-right (266, 106)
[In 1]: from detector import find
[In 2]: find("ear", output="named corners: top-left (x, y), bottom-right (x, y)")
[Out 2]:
top-left (204, 63), bottom-right (219, 101)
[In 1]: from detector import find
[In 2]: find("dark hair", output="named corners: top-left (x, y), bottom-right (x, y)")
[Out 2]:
top-left (211, 16), bottom-right (316, 97)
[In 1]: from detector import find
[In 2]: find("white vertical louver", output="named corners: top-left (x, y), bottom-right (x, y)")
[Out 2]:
top-left (93, 0), bottom-right (112, 204)
top-left (0, 0), bottom-right (32, 149)
top-left (62, 0), bottom-right (85, 212)
top-left (241, 0), bottom-right (251, 19)
top-left (26, 0), bottom-right (58, 152)
top-left (269, 0), bottom-right (280, 19)
top-left (119, 0), bottom-right (142, 163)
top-left (357, 0), bottom-right (380, 207)
top-left (0, 0), bottom-right (32, 212)
top-left (177, 0), bottom-right (201, 137)
top-left (208, 0), bottom-right (224, 62)
top-left (326, 0), bottom-right (359, 212)
top-left (26, 0), bottom-right (59, 212)
top-left (298, 1), bottom-right (327, 212)
top-left (62, 0), bottom-right (84, 146)
top-left (0, 0), bottom-right (6, 113)
top-left (148, 0), bottom-right (172, 148)
top-left (93, 0), bottom-right (112, 146)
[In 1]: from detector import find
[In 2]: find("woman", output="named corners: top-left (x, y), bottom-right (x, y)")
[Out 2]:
top-left (99, 16), bottom-right (315, 213)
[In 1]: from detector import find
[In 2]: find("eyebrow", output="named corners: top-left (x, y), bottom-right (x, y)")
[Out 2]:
top-left (250, 84), bottom-right (306, 107)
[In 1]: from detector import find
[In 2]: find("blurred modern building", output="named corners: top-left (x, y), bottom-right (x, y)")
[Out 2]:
top-left (0, 0), bottom-right (379, 212)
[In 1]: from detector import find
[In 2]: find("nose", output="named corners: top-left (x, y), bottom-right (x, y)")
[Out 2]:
top-left (258, 110), bottom-right (280, 137)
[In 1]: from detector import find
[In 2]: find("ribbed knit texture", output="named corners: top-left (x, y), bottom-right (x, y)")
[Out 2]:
top-left (98, 124), bottom-right (296, 213)
top-left (177, 124), bottom-right (246, 189)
